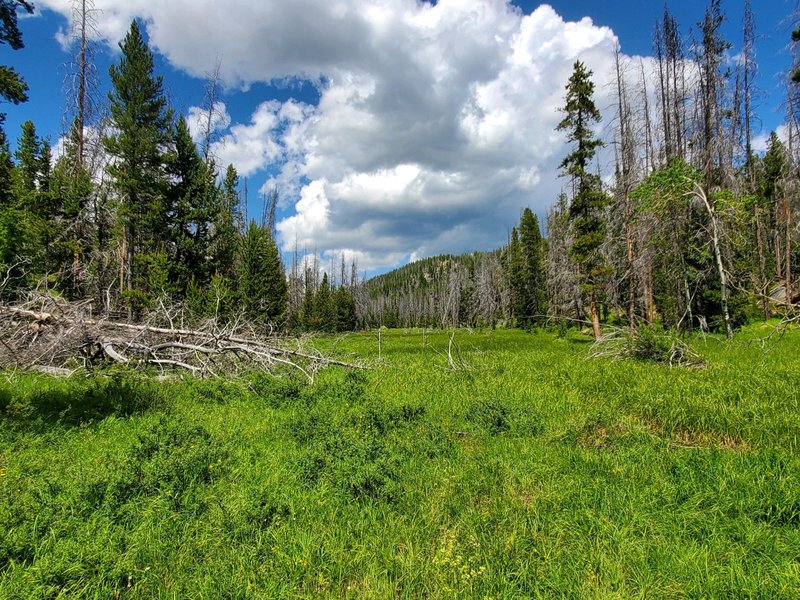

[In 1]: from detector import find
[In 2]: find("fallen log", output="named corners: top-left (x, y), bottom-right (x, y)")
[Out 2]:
top-left (0, 300), bottom-right (365, 381)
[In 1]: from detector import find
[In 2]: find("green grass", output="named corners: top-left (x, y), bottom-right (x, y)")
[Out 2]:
top-left (1, 324), bottom-right (800, 598)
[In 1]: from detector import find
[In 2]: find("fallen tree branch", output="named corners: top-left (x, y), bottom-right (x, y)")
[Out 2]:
top-left (0, 297), bottom-right (366, 381)
top-left (101, 341), bottom-right (129, 364)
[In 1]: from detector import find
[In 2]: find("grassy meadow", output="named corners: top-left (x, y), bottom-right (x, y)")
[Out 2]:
top-left (1, 324), bottom-right (800, 598)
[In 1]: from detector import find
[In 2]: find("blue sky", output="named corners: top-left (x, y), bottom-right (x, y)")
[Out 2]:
top-left (3, 0), bottom-right (798, 274)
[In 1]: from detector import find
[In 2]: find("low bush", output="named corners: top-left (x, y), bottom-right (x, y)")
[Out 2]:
top-left (466, 398), bottom-right (543, 437)
top-left (99, 417), bottom-right (227, 511)
top-left (291, 373), bottom-right (452, 503)
top-left (1, 373), bottom-right (167, 425)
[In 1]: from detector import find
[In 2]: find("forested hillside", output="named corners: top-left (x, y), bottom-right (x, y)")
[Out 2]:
top-left (355, 208), bottom-right (546, 330)
top-left (357, 251), bottom-right (509, 329)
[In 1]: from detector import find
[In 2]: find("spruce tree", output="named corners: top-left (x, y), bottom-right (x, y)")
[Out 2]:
top-left (104, 20), bottom-right (172, 305)
top-left (238, 220), bottom-right (287, 327)
top-left (334, 284), bottom-right (356, 332)
top-left (505, 227), bottom-right (524, 325)
top-left (13, 120), bottom-right (40, 193)
top-left (210, 164), bottom-right (240, 281)
top-left (313, 272), bottom-right (335, 333)
top-left (0, 124), bottom-right (20, 293)
top-left (166, 116), bottom-right (215, 294)
top-left (0, 0), bottom-right (33, 128)
top-left (49, 130), bottom-right (94, 298)
top-left (557, 61), bottom-right (610, 339)
top-left (518, 208), bottom-right (548, 327)
top-left (0, 1), bottom-right (30, 292)
top-left (12, 121), bottom-right (57, 284)
top-left (300, 268), bottom-right (316, 331)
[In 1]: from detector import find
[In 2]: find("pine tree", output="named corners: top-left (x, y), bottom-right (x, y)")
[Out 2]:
top-left (557, 61), bottom-right (610, 339)
top-left (11, 121), bottom-right (59, 285)
top-left (518, 208), bottom-right (548, 327)
top-left (238, 220), bottom-right (287, 327)
top-left (48, 124), bottom-right (94, 297)
top-left (313, 272), bottom-right (335, 333)
top-left (210, 164), bottom-right (241, 281)
top-left (165, 116), bottom-right (215, 295)
top-left (334, 284), bottom-right (356, 332)
top-left (0, 123), bottom-right (21, 294)
top-left (104, 20), bottom-right (173, 306)
top-left (0, 0), bottom-right (34, 127)
top-left (505, 227), bottom-right (524, 325)
top-left (300, 267), bottom-right (316, 331)
top-left (13, 120), bottom-right (40, 194)
top-left (0, 0), bottom-right (30, 292)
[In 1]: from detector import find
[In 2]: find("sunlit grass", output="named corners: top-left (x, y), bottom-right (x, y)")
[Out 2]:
top-left (1, 324), bottom-right (799, 597)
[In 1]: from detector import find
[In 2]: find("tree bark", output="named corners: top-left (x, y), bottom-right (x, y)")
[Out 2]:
top-left (589, 291), bottom-right (602, 340)
top-left (755, 205), bottom-right (769, 319)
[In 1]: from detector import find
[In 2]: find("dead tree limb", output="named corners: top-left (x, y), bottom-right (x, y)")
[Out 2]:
top-left (0, 298), bottom-right (366, 381)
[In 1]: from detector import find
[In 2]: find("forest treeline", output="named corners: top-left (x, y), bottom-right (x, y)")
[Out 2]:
top-left (0, 0), bottom-right (798, 337)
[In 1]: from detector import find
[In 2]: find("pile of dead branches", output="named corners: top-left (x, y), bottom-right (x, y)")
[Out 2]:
top-left (0, 295), bottom-right (364, 381)
top-left (588, 325), bottom-right (705, 368)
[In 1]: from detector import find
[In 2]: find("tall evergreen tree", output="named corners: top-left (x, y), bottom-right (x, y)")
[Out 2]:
top-left (517, 208), bottom-right (548, 327)
top-left (104, 20), bottom-right (173, 306)
top-left (11, 120), bottom-right (57, 284)
top-left (556, 61), bottom-right (610, 339)
top-left (48, 125), bottom-right (94, 297)
top-left (334, 284), bottom-right (357, 332)
top-left (300, 266), bottom-right (316, 331)
top-left (313, 272), bottom-right (336, 333)
top-left (238, 220), bottom-right (287, 327)
top-left (210, 164), bottom-right (241, 281)
top-left (505, 227), bottom-right (524, 324)
top-left (0, 123), bottom-right (21, 293)
top-left (165, 115), bottom-right (215, 294)
top-left (13, 120), bottom-right (40, 193)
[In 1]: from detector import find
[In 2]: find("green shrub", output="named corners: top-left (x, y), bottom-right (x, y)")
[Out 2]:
top-left (466, 398), bottom-right (543, 437)
top-left (291, 373), bottom-right (451, 503)
top-left (98, 417), bottom-right (227, 512)
top-left (2, 374), bottom-right (167, 425)
top-left (249, 373), bottom-right (304, 408)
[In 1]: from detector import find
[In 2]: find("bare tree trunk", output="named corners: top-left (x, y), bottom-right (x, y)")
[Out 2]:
top-left (786, 198), bottom-right (793, 304)
top-left (614, 45), bottom-right (638, 327)
top-left (626, 215), bottom-right (636, 326)
top-left (76, 0), bottom-right (87, 169)
top-left (200, 60), bottom-right (222, 163)
top-left (589, 292), bottom-right (601, 340)
top-left (755, 205), bottom-right (769, 319)
top-left (645, 257), bottom-right (656, 324)
top-left (743, 0), bottom-right (756, 186)
top-left (655, 17), bottom-right (672, 162)
top-left (695, 182), bottom-right (733, 338)
top-left (776, 216), bottom-right (784, 281)
top-left (639, 59), bottom-right (656, 173)
top-left (682, 275), bottom-right (693, 331)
